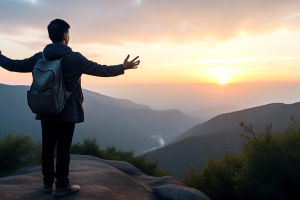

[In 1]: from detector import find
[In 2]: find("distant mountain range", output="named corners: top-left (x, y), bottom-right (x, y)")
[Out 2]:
top-left (0, 83), bottom-right (200, 155)
top-left (144, 102), bottom-right (300, 177)
top-left (185, 105), bottom-right (242, 122)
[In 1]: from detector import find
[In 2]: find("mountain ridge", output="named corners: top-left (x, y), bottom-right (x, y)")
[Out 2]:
top-left (0, 83), bottom-right (200, 156)
top-left (172, 102), bottom-right (286, 143)
top-left (145, 102), bottom-right (300, 177)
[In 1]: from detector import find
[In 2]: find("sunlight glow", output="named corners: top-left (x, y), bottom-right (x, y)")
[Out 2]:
top-left (219, 78), bottom-right (227, 84)
top-left (204, 67), bottom-right (232, 84)
top-left (154, 56), bottom-right (300, 67)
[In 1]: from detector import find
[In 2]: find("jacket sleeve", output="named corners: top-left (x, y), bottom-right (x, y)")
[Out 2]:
top-left (0, 52), bottom-right (42, 73)
top-left (76, 52), bottom-right (124, 77)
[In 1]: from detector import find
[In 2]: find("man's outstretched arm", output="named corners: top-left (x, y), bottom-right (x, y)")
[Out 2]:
top-left (77, 52), bottom-right (140, 77)
top-left (0, 50), bottom-right (42, 73)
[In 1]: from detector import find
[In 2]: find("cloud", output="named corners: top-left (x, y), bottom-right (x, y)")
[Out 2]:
top-left (4, 38), bottom-right (47, 51)
top-left (153, 56), bottom-right (300, 67)
top-left (1, 0), bottom-right (300, 46)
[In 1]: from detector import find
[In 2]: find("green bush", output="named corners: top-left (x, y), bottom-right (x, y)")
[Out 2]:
top-left (234, 124), bottom-right (300, 200)
top-left (102, 146), bottom-right (135, 161)
top-left (184, 151), bottom-right (243, 200)
top-left (1, 136), bottom-right (173, 178)
top-left (184, 121), bottom-right (300, 200)
top-left (70, 138), bottom-right (175, 177)
top-left (128, 154), bottom-right (174, 177)
top-left (71, 138), bottom-right (103, 158)
top-left (0, 135), bottom-right (40, 177)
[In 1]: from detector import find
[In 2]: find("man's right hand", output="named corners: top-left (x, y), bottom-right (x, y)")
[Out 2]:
top-left (0, 50), bottom-right (2, 55)
top-left (123, 54), bottom-right (140, 70)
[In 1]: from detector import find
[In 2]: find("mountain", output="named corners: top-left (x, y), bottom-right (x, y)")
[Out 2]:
top-left (185, 105), bottom-right (242, 121)
top-left (84, 89), bottom-right (152, 110)
top-left (0, 83), bottom-right (200, 155)
top-left (173, 103), bottom-right (286, 143)
top-left (144, 102), bottom-right (300, 177)
top-left (0, 154), bottom-right (210, 200)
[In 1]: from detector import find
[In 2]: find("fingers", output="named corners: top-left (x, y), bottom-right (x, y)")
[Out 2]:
top-left (128, 62), bottom-right (140, 69)
top-left (133, 60), bottom-right (140, 65)
top-left (133, 63), bottom-right (140, 68)
top-left (124, 54), bottom-right (140, 69)
top-left (131, 56), bottom-right (139, 62)
top-left (132, 65), bottom-right (138, 69)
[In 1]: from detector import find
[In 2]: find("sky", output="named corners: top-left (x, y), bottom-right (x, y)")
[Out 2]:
top-left (1, 0), bottom-right (300, 112)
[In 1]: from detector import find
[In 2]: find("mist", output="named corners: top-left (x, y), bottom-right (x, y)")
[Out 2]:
top-left (85, 82), bottom-right (300, 116)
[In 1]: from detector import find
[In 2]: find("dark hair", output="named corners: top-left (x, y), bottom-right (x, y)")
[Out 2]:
top-left (47, 19), bottom-right (70, 43)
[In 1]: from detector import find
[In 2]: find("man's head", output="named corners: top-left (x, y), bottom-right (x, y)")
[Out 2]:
top-left (47, 19), bottom-right (70, 45)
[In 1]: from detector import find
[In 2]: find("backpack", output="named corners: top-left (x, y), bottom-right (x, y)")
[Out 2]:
top-left (27, 52), bottom-right (78, 115)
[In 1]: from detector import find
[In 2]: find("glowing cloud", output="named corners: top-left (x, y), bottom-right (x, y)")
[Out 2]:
top-left (154, 56), bottom-right (300, 67)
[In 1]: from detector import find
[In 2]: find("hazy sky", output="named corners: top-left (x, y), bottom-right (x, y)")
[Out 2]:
top-left (1, 0), bottom-right (300, 111)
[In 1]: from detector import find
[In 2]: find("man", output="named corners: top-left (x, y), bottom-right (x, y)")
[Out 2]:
top-left (0, 19), bottom-right (140, 197)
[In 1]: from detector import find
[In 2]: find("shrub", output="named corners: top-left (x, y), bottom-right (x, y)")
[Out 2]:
top-left (128, 154), bottom-right (174, 177)
top-left (71, 138), bottom-right (103, 158)
top-left (101, 146), bottom-right (135, 161)
top-left (234, 123), bottom-right (300, 200)
top-left (184, 121), bottom-right (300, 200)
top-left (184, 151), bottom-right (243, 200)
top-left (70, 138), bottom-right (174, 177)
top-left (0, 135), bottom-right (39, 177)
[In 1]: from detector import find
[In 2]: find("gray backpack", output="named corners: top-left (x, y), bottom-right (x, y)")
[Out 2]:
top-left (27, 52), bottom-right (77, 114)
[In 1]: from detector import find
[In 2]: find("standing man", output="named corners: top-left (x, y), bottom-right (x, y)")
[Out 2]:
top-left (0, 19), bottom-right (140, 197)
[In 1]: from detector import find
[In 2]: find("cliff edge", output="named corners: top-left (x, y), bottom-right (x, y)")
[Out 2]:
top-left (0, 154), bottom-right (210, 200)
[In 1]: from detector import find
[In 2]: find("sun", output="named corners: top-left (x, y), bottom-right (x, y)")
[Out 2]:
top-left (219, 78), bottom-right (227, 84)
top-left (205, 67), bottom-right (231, 85)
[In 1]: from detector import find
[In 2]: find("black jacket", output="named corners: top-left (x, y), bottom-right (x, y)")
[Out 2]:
top-left (0, 43), bottom-right (124, 123)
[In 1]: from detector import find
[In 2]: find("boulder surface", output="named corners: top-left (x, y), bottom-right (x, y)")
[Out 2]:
top-left (0, 154), bottom-right (210, 200)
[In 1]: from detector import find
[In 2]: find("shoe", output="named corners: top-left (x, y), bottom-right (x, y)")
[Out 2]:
top-left (55, 183), bottom-right (80, 197)
top-left (44, 182), bottom-right (54, 193)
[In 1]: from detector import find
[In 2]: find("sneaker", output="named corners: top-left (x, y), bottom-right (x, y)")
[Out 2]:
top-left (55, 183), bottom-right (80, 197)
top-left (44, 182), bottom-right (54, 193)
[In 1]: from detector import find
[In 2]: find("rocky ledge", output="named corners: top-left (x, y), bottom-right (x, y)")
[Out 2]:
top-left (0, 154), bottom-right (210, 200)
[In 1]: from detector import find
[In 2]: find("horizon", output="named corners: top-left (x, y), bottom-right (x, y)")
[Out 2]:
top-left (2, 82), bottom-right (300, 117)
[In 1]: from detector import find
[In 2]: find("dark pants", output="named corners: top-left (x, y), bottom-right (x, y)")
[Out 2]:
top-left (41, 120), bottom-right (75, 186)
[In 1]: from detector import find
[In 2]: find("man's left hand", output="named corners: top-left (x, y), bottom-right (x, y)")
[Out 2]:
top-left (123, 54), bottom-right (140, 70)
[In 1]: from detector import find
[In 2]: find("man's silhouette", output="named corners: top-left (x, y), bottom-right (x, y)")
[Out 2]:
top-left (0, 19), bottom-right (140, 197)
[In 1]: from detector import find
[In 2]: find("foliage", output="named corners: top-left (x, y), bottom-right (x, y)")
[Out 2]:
top-left (70, 138), bottom-right (175, 177)
top-left (71, 138), bottom-right (103, 158)
top-left (0, 135), bottom-right (40, 177)
top-left (184, 118), bottom-right (300, 200)
top-left (0, 135), bottom-right (173, 178)
top-left (184, 151), bottom-right (243, 200)
top-left (235, 122), bottom-right (300, 200)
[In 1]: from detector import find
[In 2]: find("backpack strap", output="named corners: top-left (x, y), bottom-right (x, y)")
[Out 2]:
top-left (57, 52), bottom-right (79, 100)
top-left (58, 52), bottom-right (71, 61)
top-left (65, 78), bottom-right (81, 99)
top-left (71, 78), bottom-right (80, 93)
top-left (59, 55), bottom-right (67, 61)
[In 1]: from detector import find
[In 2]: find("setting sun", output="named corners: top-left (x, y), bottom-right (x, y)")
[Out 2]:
top-left (219, 78), bottom-right (227, 84)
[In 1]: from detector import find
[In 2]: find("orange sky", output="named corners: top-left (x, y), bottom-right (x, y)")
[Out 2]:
top-left (1, 0), bottom-right (300, 86)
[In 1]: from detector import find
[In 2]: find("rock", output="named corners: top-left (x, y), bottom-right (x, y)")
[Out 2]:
top-left (0, 154), bottom-right (210, 200)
